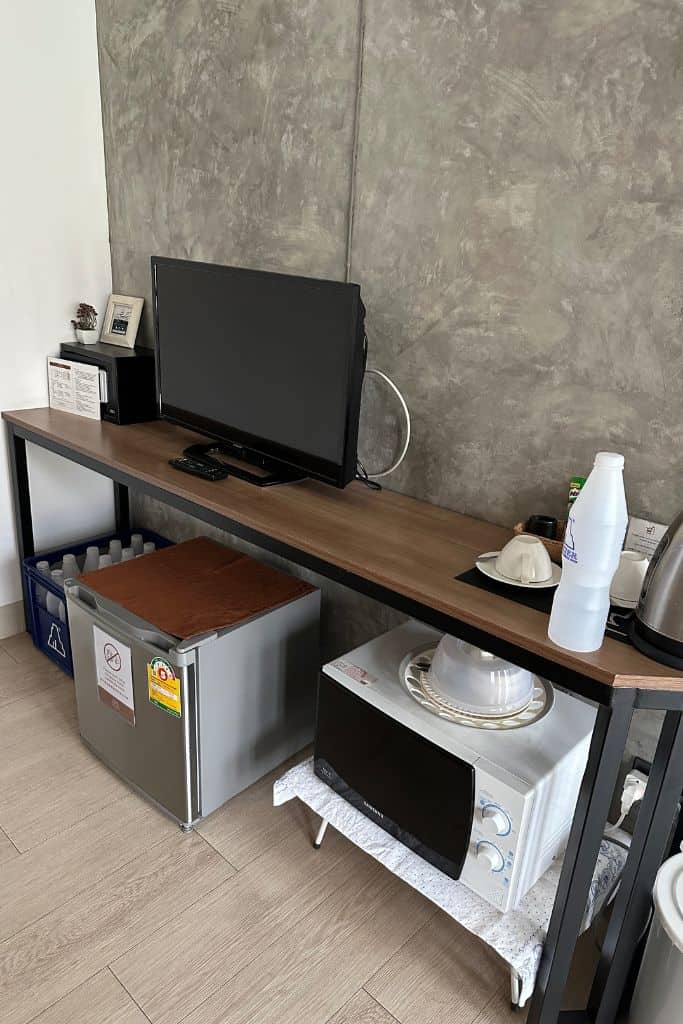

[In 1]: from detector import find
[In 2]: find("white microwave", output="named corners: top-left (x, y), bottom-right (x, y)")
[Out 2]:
top-left (314, 621), bottom-right (595, 912)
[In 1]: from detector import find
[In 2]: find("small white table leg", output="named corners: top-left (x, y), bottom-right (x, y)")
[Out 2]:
top-left (510, 969), bottom-right (521, 1010)
top-left (314, 818), bottom-right (329, 849)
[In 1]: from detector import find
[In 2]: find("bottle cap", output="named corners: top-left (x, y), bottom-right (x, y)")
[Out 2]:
top-left (594, 452), bottom-right (624, 468)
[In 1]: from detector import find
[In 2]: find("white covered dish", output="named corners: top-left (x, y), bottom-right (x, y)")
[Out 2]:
top-left (426, 635), bottom-right (534, 717)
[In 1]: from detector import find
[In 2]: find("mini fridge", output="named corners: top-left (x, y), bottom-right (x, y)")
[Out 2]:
top-left (65, 538), bottom-right (320, 829)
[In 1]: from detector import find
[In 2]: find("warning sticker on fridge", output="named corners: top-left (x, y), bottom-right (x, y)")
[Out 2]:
top-left (93, 625), bottom-right (135, 726)
top-left (147, 656), bottom-right (182, 718)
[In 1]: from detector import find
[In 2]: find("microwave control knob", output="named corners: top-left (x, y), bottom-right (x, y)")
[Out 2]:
top-left (481, 804), bottom-right (511, 836)
top-left (476, 841), bottom-right (504, 872)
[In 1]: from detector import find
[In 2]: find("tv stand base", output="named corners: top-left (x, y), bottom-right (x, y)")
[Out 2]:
top-left (182, 442), bottom-right (307, 487)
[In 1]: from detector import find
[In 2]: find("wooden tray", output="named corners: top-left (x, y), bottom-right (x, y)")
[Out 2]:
top-left (514, 520), bottom-right (566, 564)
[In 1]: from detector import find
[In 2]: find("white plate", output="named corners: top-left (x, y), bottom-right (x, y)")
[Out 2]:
top-left (475, 551), bottom-right (561, 589)
top-left (609, 595), bottom-right (638, 610)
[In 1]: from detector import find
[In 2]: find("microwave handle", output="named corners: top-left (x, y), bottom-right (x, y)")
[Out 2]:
top-left (63, 580), bottom-right (188, 662)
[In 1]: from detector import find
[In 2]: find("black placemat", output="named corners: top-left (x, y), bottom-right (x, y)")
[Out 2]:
top-left (456, 567), bottom-right (554, 613)
top-left (455, 567), bottom-right (633, 645)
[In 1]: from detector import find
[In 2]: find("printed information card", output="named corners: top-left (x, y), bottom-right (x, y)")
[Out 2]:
top-left (625, 517), bottom-right (667, 558)
top-left (94, 625), bottom-right (135, 725)
top-left (47, 357), bottom-right (101, 420)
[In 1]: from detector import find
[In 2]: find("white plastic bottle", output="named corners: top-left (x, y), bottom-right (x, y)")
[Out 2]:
top-left (47, 569), bottom-right (66, 622)
top-left (61, 553), bottom-right (80, 579)
top-left (83, 546), bottom-right (100, 573)
top-left (35, 560), bottom-right (50, 608)
top-left (548, 452), bottom-right (628, 652)
top-left (109, 539), bottom-right (122, 564)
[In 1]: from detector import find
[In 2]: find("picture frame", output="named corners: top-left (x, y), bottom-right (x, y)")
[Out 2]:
top-left (101, 294), bottom-right (144, 348)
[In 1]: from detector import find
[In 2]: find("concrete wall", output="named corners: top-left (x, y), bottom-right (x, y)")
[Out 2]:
top-left (352, 1), bottom-right (683, 527)
top-left (96, 0), bottom-right (361, 344)
top-left (96, 0), bottom-right (683, 528)
top-left (0, 0), bottom-right (114, 635)
top-left (96, 1), bottom-right (683, 762)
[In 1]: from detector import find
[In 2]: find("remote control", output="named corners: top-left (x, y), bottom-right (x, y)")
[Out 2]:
top-left (169, 456), bottom-right (230, 481)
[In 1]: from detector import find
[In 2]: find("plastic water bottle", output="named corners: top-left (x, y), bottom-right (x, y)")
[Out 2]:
top-left (35, 560), bottom-right (50, 608)
top-left (47, 569), bottom-right (66, 622)
top-left (83, 546), bottom-right (100, 573)
top-left (548, 452), bottom-right (628, 652)
top-left (50, 568), bottom-right (64, 588)
top-left (109, 539), bottom-right (122, 564)
top-left (61, 553), bottom-right (80, 579)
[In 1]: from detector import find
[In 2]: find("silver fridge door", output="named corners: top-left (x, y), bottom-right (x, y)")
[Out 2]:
top-left (65, 581), bottom-right (200, 826)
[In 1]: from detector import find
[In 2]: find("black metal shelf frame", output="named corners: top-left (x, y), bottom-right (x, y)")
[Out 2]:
top-left (6, 419), bottom-right (683, 1024)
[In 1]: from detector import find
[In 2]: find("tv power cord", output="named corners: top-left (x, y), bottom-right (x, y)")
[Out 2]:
top-left (355, 368), bottom-right (411, 491)
top-left (606, 768), bottom-right (649, 838)
top-left (593, 769), bottom-right (654, 952)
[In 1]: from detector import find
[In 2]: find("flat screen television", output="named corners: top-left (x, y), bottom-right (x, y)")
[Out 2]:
top-left (152, 256), bottom-right (366, 487)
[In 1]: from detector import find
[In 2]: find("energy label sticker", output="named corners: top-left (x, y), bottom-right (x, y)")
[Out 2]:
top-left (147, 656), bottom-right (182, 718)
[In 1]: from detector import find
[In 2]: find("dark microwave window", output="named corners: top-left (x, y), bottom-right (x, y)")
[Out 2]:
top-left (314, 675), bottom-right (474, 879)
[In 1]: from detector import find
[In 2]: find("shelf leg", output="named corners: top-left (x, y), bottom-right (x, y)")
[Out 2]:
top-left (510, 969), bottom-right (522, 1010)
top-left (6, 426), bottom-right (35, 630)
top-left (314, 819), bottom-right (329, 849)
top-left (588, 709), bottom-right (683, 1024)
top-left (114, 481), bottom-right (130, 534)
top-left (527, 692), bottom-right (635, 1024)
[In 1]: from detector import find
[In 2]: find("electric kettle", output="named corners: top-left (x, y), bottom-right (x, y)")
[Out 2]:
top-left (632, 509), bottom-right (683, 668)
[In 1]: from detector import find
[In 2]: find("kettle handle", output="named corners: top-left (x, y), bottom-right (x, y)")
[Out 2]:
top-left (638, 527), bottom-right (673, 606)
top-left (636, 508), bottom-right (683, 614)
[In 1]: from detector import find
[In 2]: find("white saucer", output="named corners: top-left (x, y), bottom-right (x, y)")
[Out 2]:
top-left (475, 552), bottom-right (561, 589)
top-left (609, 595), bottom-right (638, 610)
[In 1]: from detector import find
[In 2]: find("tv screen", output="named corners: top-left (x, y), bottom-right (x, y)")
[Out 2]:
top-left (152, 257), bottom-right (366, 487)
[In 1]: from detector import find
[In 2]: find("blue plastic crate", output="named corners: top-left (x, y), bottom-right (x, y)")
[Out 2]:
top-left (23, 528), bottom-right (173, 676)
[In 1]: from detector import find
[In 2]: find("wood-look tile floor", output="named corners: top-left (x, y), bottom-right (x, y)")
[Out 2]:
top-left (0, 632), bottom-right (595, 1024)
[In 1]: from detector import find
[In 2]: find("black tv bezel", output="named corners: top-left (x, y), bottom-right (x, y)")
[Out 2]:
top-left (151, 256), bottom-right (366, 488)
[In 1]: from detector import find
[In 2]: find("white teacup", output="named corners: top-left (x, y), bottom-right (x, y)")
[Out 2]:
top-left (610, 550), bottom-right (649, 609)
top-left (496, 534), bottom-right (553, 584)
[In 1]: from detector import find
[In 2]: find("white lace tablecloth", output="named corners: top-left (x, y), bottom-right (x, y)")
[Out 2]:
top-left (274, 758), bottom-right (627, 1007)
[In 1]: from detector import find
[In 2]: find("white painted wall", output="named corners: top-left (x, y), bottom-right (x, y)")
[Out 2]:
top-left (0, 1), bottom-right (114, 613)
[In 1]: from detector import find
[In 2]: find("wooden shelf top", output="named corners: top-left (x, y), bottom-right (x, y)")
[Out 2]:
top-left (5, 406), bottom-right (682, 692)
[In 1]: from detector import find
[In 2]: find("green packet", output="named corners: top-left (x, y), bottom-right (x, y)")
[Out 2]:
top-left (568, 476), bottom-right (586, 513)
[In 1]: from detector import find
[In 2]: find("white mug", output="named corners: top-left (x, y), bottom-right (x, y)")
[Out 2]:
top-left (496, 535), bottom-right (553, 584)
top-left (610, 550), bottom-right (649, 609)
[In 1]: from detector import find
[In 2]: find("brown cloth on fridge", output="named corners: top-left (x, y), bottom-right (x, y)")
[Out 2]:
top-left (80, 537), bottom-right (315, 641)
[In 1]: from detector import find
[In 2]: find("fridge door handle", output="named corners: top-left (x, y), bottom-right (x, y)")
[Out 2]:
top-left (64, 581), bottom-right (180, 657)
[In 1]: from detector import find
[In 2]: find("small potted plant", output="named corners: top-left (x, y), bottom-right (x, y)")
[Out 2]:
top-left (71, 303), bottom-right (98, 344)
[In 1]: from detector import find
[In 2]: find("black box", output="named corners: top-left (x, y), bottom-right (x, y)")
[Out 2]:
top-left (59, 341), bottom-right (157, 425)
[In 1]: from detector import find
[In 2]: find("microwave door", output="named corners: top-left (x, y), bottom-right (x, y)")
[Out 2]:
top-left (314, 675), bottom-right (475, 879)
